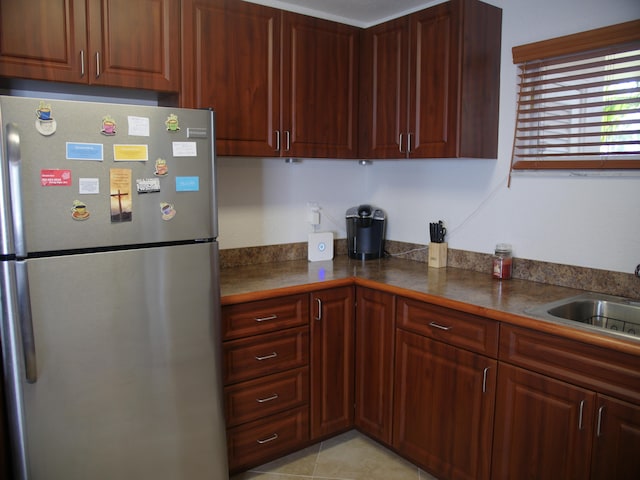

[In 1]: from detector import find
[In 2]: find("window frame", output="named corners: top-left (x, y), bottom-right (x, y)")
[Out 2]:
top-left (510, 19), bottom-right (640, 171)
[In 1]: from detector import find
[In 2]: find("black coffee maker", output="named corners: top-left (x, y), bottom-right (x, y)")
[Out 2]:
top-left (346, 204), bottom-right (386, 260)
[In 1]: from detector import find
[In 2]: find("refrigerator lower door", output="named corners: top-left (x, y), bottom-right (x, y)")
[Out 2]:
top-left (14, 242), bottom-right (228, 479)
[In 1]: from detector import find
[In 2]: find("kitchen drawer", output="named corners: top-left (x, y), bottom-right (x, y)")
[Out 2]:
top-left (225, 367), bottom-right (309, 427)
top-left (500, 324), bottom-right (640, 404)
top-left (396, 296), bottom-right (499, 357)
top-left (222, 294), bottom-right (309, 340)
top-left (223, 326), bottom-right (309, 384)
top-left (227, 406), bottom-right (309, 472)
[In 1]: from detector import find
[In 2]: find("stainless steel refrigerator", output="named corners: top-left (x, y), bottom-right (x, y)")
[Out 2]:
top-left (0, 96), bottom-right (229, 479)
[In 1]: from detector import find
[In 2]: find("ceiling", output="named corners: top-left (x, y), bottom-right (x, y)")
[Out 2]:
top-left (243, 0), bottom-right (443, 28)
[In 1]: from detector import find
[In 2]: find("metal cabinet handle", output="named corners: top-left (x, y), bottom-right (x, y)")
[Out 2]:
top-left (429, 321), bottom-right (452, 331)
top-left (95, 52), bottom-right (101, 78)
top-left (315, 298), bottom-right (322, 321)
top-left (255, 314), bottom-right (277, 323)
top-left (482, 367), bottom-right (490, 393)
top-left (285, 131), bottom-right (291, 151)
top-left (578, 400), bottom-right (585, 430)
top-left (596, 405), bottom-right (605, 437)
top-left (407, 133), bottom-right (413, 154)
top-left (255, 352), bottom-right (278, 361)
top-left (399, 133), bottom-right (405, 153)
top-left (275, 130), bottom-right (281, 152)
top-left (256, 394), bottom-right (279, 403)
top-left (256, 433), bottom-right (278, 444)
top-left (80, 50), bottom-right (85, 77)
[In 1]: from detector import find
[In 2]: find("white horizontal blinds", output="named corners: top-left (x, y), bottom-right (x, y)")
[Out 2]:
top-left (513, 40), bottom-right (640, 169)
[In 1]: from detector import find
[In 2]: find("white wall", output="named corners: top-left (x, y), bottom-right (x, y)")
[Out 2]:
top-left (217, 0), bottom-right (640, 274)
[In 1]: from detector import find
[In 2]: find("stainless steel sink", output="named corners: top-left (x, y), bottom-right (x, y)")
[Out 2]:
top-left (526, 292), bottom-right (640, 340)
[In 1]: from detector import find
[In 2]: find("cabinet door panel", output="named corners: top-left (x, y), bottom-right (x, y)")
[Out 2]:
top-left (359, 17), bottom-right (409, 158)
top-left (182, 0), bottom-right (280, 155)
top-left (310, 287), bottom-right (354, 439)
top-left (88, 0), bottom-right (180, 91)
top-left (491, 363), bottom-right (595, 480)
top-left (408, 1), bottom-right (458, 158)
top-left (0, 0), bottom-right (86, 83)
top-left (283, 13), bottom-right (359, 158)
top-left (354, 287), bottom-right (395, 444)
top-left (393, 329), bottom-right (495, 480)
top-left (591, 395), bottom-right (640, 480)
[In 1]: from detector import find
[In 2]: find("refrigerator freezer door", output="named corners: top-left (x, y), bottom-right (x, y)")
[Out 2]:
top-left (18, 242), bottom-right (227, 479)
top-left (0, 96), bottom-right (216, 254)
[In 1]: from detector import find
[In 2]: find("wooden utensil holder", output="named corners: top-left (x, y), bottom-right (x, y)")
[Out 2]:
top-left (428, 242), bottom-right (448, 268)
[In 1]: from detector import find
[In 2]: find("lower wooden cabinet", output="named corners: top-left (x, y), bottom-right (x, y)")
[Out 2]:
top-left (222, 286), bottom-right (639, 479)
top-left (393, 328), bottom-right (496, 480)
top-left (310, 286), bottom-right (355, 439)
top-left (491, 363), bottom-right (595, 480)
top-left (591, 395), bottom-right (640, 480)
top-left (354, 287), bottom-right (395, 445)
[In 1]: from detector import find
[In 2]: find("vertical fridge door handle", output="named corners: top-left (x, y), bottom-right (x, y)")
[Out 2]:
top-left (7, 123), bottom-right (27, 257)
top-left (15, 262), bottom-right (37, 383)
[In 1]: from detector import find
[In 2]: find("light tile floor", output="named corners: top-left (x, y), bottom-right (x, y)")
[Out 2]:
top-left (231, 430), bottom-right (439, 480)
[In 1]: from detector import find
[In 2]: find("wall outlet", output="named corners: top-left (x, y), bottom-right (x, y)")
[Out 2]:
top-left (307, 202), bottom-right (320, 225)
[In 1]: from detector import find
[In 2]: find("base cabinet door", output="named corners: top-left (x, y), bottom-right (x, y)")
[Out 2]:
top-left (354, 287), bottom-right (395, 445)
top-left (310, 286), bottom-right (355, 439)
top-left (393, 329), bottom-right (496, 480)
top-left (491, 363), bottom-right (596, 480)
top-left (591, 395), bottom-right (640, 480)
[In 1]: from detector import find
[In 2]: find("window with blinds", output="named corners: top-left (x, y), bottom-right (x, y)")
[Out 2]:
top-left (511, 20), bottom-right (640, 170)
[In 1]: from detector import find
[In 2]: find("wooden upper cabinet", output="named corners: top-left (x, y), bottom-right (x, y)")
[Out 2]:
top-left (182, 0), bottom-right (281, 156)
top-left (0, 0), bottom-right (87, 83)
top-left (358, 16), bottom-right (409, 159)
top-left (182, 0), bottom-right (359, 158)
top-left (282, 13), bottom-right (359, 159)
top-left (0, 0), bottom-right (180, 91)
top-left (360, 0), bottom-right (502, 159)
top-left (87, 0), bottom-right (180, 91)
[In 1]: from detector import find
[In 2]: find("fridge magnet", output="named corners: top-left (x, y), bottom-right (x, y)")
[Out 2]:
top-left (165, 114), bottom-right (180, 132)
top-left (154, 158), bottom-right (168, 176)
top-left (71, 200), bottom-right (90, 221)
top-left (175, 176), bottom-right (200, 192)
top-left (101, 115), bottom-right (117, 136)
top-left (40, 169), bottom-right (72, 187)
top-left (136, 177), bottom-right (161, 194)
top-left (113, 144), bottom-right (149, 162)
top-left (66, 142), bottom-right (104, 161)
top-left (109, 168), bottom-right (132, 223)
top-left (160, 202), bottom-right (176, 221)
top-left (35, 101), bottom-right (57, 136)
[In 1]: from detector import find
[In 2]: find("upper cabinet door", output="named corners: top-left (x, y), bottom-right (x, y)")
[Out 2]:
top-left (182, 0), bottom-right (281, 156)
top-left (408, 2), bottom-right (457, 158)
top-left (359, 17), bottom-right (409, 159)
top-left (0, 0), bottom-right (87, 83)
top-left (87, 0), bottom-right (180, 91)
top-left (282, 13), bottom-right (359, 159)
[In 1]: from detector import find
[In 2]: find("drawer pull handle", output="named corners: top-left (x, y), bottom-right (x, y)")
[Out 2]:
top-left (255, 314), bottom-right (278, 322)
top-left (257, 433), bottom-right (279, 444)
top-left (578, 400), bottom-right (585, 430)
top-left (429, 321), bottom-right (452, 331)
top-left (255, 352), bottom-right (278, 361)
top-left (256, 394), bottom-right (279, 403)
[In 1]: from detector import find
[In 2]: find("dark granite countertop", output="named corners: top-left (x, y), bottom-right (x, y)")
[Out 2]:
top-left (220, 256), bottom-right (640, 355)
